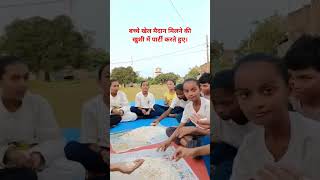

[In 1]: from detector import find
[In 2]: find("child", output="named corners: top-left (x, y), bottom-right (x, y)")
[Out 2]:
top-left (157, 79), bottom-right (210, 151)
top-left (199, 73), bottom-right (211, 100)
top-left (110, 79), bottom-right (137, 122)
top-left (153, 79), bottom-right (177, 116)
top-left (130, 81), bottom-right (157, 119)
top-left (111, 159), bottom-right (144, 174)
top-left (284, 34), bottom-right (320, 121)
top-left (0, 56), bottom-right (84, 180)
top-left (151, 84), bottom-right (189, 126)
top-left (231, 53), bottom-right (320, 180)
top-left (65, 63), bottom-right (110, 179)
top-left (212, 69), bottom-right (255, 180)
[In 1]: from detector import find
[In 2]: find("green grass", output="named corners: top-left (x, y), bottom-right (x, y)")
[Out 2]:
top-left (28, 81), bottom-right (167, 128)
top-left (120, 85), bottom-right (167, 102)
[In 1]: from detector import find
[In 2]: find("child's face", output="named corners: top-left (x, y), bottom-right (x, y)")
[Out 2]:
top-left (110, 81), bottom-right (120, 94)
top-left (234, 61), bottom-right (289, 126)
top-left (176, 89), bottom-right (187, 100)
top-left (212, 88), bottom-right (243, 121)
top-left (0, 63), bottom-right (29, 100)
top-left (200, 83), bottom-right (210, 95)
top-left (141, 82), bottom-right (149, 92)
top-left (166, 81), bottom-right (175, 91)
top-left (289, 68), bottom-right (320, 102)
top-left (183, 81), bottom-right (200, 102)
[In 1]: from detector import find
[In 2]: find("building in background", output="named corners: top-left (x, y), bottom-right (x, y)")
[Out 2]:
top-left (154, 67), bottom-right (162, 77)
top-left (0, 0), bottom-right (107, 50)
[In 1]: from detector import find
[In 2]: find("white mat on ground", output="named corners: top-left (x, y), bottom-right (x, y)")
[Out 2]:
top-left (110, 126), bottom-right (168, 153)
top-left (110, 146), bottom-right (198, 180)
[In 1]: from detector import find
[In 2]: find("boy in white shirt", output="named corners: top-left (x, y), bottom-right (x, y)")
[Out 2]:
top-left (231, 53), bottom-right (320, 180)
top-left (65, 63), bottom-right (109, 179)
top-left (199, 73), bottom-right (211, 100)
top-left (151, 84), bottom-right (189, 126)
top-left (0, 56), bottom-right (84, 180)
top-left (110, 79), bottom-right (137, 122)
top-left (130, 81), bottom-right (157, 119)
top-left (284, 35), bottom-right (320, 121)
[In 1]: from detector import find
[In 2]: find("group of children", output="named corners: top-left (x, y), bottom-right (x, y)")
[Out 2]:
top-left (211, 34), bottom-right (320, 180)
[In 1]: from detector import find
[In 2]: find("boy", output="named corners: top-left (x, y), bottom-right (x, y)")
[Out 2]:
top-left (284, 34), bottom-right (320, 121)
top-left (130, 81), bottom-right (157, 119)
top-left (199, 73), bottom-right (211, 100)
top-left (151, 84), bottom-right (188, 126)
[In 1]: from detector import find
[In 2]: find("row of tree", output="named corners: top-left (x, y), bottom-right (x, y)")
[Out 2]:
top-left (111, 66), bottom-right (200, 87)
top-left (0, 15), bottom-right (108, 81)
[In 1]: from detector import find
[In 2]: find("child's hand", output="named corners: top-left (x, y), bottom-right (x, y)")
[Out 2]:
top-left (171, 146), bottom-right (196, 161)
top-left (4, 148), bottom-right (33, 169)
top-left (255, 165), bottom-right (302, 180)
top-left (150, 119), bottom-right (160, 126)
top-left (177, 127), bottom-right (196, 138)
top-left (190, 113), bottom-right (202, 124)
top-left (157, 140), bottom-right (171, 152)
top-left (168, 114), bottom-right (176, 117)
top-left (117, 159), bottom-right (144, 174)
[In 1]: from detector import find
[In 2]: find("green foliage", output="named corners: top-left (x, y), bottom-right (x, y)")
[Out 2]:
top-left (236, 14), bottom-right (286, 56)
top-left (154, 72), bottom-right (180, 84)
top-left (111, 66), bottom-right (137, 86)
top-left (185, 66), bottom-right (200, 79)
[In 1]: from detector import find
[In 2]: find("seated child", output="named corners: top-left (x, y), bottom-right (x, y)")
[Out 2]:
top-left (154, 79), bottom-right (177, 116)
top-left (110, 79), bottom-right (137, 123)
top-left (157, 79), bottom-right (210, 150)
top-left (151, 84), bottom-right (189, 126)
top-left (130, 81), bottom-right (157, 119)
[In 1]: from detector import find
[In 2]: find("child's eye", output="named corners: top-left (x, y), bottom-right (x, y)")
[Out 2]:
top-left (236, 92), bottom-right (249, 100)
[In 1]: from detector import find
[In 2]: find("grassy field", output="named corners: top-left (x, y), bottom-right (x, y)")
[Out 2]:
top-left (28, 81), bottom-right (167, 128)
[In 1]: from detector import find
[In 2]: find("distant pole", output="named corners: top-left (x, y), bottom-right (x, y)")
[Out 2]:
top-left (206, 34), bottom-right (209, 64)
top-left (131, 56), bottom-right (133, 66)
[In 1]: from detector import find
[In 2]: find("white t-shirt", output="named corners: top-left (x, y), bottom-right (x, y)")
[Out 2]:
top-left (169, 97), bottom-right (189, 109)
top-left (110, 91), bottom-right (130, 113)
top-left (135, 91), bottom-right (155, 109)
top-left (0, 92), bottom-right (64, 167)
top-left (180, 97), bottom-right (210, 128)
top-left (231, 112), bottom-right (320, 180)
top-left (212, 111), bottom-right (256, 148)
top-left (81, 94), bottom-right (108, 147)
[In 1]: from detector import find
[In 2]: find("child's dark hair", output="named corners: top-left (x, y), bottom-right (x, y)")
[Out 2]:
top-left (0, 56), bottom-right (26, 80)
top-left (234, 53), bottom-right (289, 85)
top-left (175, 83), bottom-right (183, 91)
top-left (212, 69), bottom-right (234, 91)
top-left (98, 63), bottom-right (108, 80)
top-left (198, 73), bottom-right (211, 84)
top-left (284, 34), bottom-right (320, 71)
top-left (183, 78), bottom-right (200, 87)
top-left (140, 80), bottom-right (149, 87)
top-left (110, 79), bottom-right (118, 84)
top-left (167, 79), bottom-right (176, 85)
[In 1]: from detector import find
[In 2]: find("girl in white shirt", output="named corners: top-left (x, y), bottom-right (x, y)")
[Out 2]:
top-left (231, 53), bottom-right (320, 180)
top-left (110, 79), bottom-right (137, 121)
top-left (130, 81), bottom-right (157, 119)
top-left (0, 56), bottom-right (84, 180)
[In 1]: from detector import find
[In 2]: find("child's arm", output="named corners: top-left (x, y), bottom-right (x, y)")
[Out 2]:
top-left (151, 107), bottom-right (173, 125)
top-left (172, 145), bottom-right (210, 161)
top-left (157, 122), bottom-right (186, 152)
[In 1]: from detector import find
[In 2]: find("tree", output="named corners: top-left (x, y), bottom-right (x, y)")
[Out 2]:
top-left (154, 73), bottom-right (180, 84)
top-left (236, 14), bottom-right (286, 56)
top-left (211, 40), bottom-right (225, 73)
top-left (185, 66), bottom-right (200, 79)
top-left (85, 48), bottom-right (109, 71)
top-left (0, 15), bottom-right (89, 81)
top-left (111, 66), bottom-right (137, 87)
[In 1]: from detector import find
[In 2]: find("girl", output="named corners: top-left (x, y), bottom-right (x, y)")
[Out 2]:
top-left (0, 56), bottom-right (84, 180)
top-left (110, 79), bottom-right (137, 122)
top-left (153, 79), bottom-right (177, 116)
top-left (130, 81), bottom-right (157, 119)
top-left (157, 79), bottom-right (210, 151)
top-left (231, 53), bottom-right (320, 180)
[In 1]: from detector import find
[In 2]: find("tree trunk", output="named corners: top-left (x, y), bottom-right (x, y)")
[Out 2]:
top-left (44, 71), bottom-right (51, 82)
